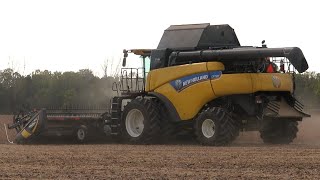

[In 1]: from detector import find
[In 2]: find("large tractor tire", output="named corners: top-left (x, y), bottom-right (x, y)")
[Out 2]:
top-left (121, 97), bottom-right (161, 144)
top-left (194, 107), bottom-right (239, 146)
top-left (259, 118), bottom-right (298, 144)
top-left (154, 99), bottom-right (176, 141)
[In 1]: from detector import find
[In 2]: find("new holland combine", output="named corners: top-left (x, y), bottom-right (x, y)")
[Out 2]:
top-left (8, 23), bottom-right (310, 145)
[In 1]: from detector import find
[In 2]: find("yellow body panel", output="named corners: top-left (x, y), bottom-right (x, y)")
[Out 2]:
top-left (146, 61), bottom-right (293, 121)
top-left (19, 116), bottom-right (39, 139)
top-left (211, 73), bottom-right (293, 97)
top-left (31, 118), bottom-right (39, 133)
top-left (207, 62), bottom-right (225, 71)
top-left (147, 63), bottom-right (207, 91)
top-left (251, 73), bottom-right (293, 93)
top-left (211, 74), bottom-right (253, 96)
top-left (154, 81), bottom-right (216, 120)
top-left (146, 62), bottom-right (224, 92)
top-left (21, 129), bottom-right (31, 138)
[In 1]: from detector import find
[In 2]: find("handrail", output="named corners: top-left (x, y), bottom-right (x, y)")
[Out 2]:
top-left (114, 68), bottom-right (146, 95)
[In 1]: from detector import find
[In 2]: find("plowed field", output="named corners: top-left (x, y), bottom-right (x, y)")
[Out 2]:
top-left (1, 114), bottom-right (320, 179)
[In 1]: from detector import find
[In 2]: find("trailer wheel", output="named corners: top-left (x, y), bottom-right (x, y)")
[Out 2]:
top-left (122, 97), bottom-right (160, 144)
top-left (76, 125), bottom-right (88, 143)
top-left (194, 107), bottom-right (238, 146)
top-left (260, 119), bottom-right (298, 144)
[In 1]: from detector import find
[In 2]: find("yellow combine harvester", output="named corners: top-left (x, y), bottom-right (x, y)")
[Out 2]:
top-left (9, 23), bottom-right (310, 145)
top-left (109, 23), bottom-right (310, 145)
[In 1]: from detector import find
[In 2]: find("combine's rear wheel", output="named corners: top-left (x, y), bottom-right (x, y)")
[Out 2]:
top-left (259, 118), bottom-right (298, 144)
top-left (194, 107), bottom-right (238, 146)
top-left (122, 97), bottom-right (160, 144)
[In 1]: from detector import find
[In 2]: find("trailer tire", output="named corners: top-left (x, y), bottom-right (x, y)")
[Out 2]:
top-left (76, 125), bottom-right (88, 143)
top-left (194, 107), bottom-right (238, 146)
top-left (260, 119), bottom-right (298, 144)
top-left (122, 97), bottom-right (160, 144)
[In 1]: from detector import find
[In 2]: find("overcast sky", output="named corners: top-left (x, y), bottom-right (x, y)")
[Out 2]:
top-left (0, 0), bottom-right (319, 76)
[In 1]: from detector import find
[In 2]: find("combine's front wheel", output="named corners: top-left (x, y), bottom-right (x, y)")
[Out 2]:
top-left (122, 97), bottom-right (161, 144)
top-left (194, 107), bottom-right (238, 146)
top-left (259, 118), bottom-right (298, 144)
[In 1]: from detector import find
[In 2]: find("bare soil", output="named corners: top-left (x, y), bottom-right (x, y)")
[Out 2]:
top-left (0, 113), bottom-right (319, 179)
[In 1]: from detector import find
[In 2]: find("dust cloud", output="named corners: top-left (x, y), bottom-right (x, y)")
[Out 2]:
top-left (295, 110), bottom-right (320, 144)
top-left (234, 110), bottom-right (320, 145)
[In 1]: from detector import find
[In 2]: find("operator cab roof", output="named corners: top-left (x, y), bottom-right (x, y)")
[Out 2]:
top-left (157, 23), bottom-right (240, 50)
top-left (127, 49), bottom-right (152, 56)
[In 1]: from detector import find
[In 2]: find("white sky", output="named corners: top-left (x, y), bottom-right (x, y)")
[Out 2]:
top-left (0, 0), bottom-right (319, 76)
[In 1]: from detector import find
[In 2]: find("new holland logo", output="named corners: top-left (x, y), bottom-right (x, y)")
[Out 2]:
top-left (170, 71), bottom-right (222, 92)
top-left (272, 76), bottom-right (281, 88)
top-left (174, 79), bottom-right (183, 90)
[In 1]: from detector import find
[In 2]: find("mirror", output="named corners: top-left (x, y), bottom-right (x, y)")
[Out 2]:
top-left (122, 49), bottom-right (128, 67)
top-left (122, 57), bottom-right (127, 67)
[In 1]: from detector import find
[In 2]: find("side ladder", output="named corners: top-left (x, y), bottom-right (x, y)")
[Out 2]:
top-left (109, 97), bottom-right (123, 135)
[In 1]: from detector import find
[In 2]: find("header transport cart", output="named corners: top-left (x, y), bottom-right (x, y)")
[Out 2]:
top-left (7, 107), bottom-right (108, 143)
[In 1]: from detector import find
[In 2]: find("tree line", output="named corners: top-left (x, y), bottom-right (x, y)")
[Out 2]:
top-left (0, 68), bottom-right (319, 114)
top-left (294, 72), bottom-right (320, 108)
top-left (0, 68), bottom-right (118, 114)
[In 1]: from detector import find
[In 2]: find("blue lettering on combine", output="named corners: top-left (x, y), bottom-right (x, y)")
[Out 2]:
top-left (170, 71), bottom-right (222, 92)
